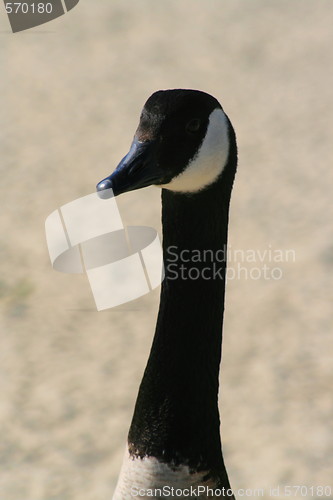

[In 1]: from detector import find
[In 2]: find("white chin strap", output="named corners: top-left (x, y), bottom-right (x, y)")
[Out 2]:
top-left (160, 108), bottom-right (230, 193)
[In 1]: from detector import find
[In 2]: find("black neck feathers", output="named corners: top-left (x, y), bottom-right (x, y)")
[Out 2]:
top-left (128, 116), bottom-right (237, 486)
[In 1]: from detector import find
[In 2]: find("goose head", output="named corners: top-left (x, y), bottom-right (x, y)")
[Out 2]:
top-left (96, 89), bottom-right (234, 197)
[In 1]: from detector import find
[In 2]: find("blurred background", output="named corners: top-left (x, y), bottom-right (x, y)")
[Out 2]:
top-left (1, 1), bottom-right (332, 498)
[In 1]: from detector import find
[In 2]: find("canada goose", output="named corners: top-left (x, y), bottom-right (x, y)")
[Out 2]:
top-left (97, 89), bottom-right (237, 499)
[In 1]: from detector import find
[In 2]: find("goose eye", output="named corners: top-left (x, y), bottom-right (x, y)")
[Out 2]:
top-left (185, 118), bottom-right (201, 134)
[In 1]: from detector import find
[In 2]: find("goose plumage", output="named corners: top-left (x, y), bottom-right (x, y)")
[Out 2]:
top-left (97, 89), bottom-right (237, 499)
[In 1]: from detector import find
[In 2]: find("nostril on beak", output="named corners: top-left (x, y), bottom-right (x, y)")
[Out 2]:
top-left (128, 161), bottom-right (145, 176)
top-left (96, 178), bottom-right (114, 199)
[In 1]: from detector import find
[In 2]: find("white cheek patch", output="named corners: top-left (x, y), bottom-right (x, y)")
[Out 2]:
top-left (161, 108), bottom-right (230, 193)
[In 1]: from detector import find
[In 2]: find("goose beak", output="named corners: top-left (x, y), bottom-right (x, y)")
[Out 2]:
top-left (96, 138), bottom-right (159, 198)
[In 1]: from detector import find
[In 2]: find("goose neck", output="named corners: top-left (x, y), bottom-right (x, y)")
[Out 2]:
top-left (128, 182), bottom-right (232, 477)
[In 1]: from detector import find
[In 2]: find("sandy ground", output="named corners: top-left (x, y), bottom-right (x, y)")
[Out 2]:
top-left (1, 1), bottom-right (333, 499)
